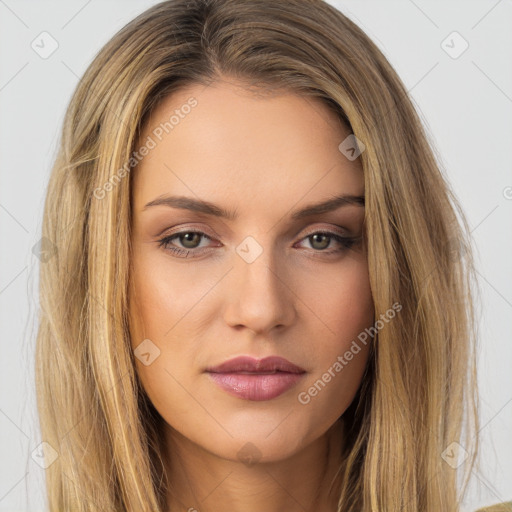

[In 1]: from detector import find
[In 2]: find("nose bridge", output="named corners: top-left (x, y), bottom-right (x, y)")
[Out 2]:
top-left (224, 233), bottom-right (295, 332)
top-left (237, 237), bottom-right (281, 289)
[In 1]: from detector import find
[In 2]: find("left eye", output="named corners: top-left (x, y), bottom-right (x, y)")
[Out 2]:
top-left (296, 232), bottom-right (356, 252)
top-left (157, 230), bottom-right (357, 258)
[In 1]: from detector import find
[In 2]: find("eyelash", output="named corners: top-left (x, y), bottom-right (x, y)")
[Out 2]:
top-left (157, 228), bottom-right (358, 258)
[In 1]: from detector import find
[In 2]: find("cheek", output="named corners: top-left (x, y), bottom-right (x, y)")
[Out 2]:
top-left (296, 252), bottom-right (373, 344)
top-left (128, 276), bottom-right (200, 436)
top-left (293, 259), bottom-right (373, 412)
top-left (128, 248), bottom-right (215, 423)
top-left (330, 264), bottom-right (373, 340)
top-left (128, 245), bottom-right (218, 343)
top-left (294, 342), bottom-right (370, 440)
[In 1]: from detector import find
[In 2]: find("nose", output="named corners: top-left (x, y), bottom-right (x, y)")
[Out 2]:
top-left (222, 241), bottom-right (297, 335)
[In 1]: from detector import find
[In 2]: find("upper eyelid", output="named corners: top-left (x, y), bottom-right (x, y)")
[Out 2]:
top-left (161, 223), bottom-right (220, 239)
top-left (153, 208), bottom-right (362, 236)
top-left (163, 224), bottom-right (348, 235)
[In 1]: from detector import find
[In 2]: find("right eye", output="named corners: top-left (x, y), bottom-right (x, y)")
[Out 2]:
top-left (157, 230), bottom-right (219, 258)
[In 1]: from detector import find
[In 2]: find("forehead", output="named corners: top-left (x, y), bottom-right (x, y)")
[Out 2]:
top-left (132, 80), bottom-right (363, 216)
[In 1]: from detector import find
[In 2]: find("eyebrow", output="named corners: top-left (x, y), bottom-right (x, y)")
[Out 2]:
top-left (143, 193), bottom-right (364, 220)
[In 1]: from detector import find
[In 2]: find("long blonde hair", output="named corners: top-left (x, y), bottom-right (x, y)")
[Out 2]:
top-left (35, 0), bottom-right (479, 510)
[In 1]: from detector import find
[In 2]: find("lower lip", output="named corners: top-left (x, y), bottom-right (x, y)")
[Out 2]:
top-left (206, 372), bottom-right (305, 401)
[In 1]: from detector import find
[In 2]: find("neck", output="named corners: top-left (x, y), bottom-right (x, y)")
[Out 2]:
top-left (163, 420), bottom-right (345, 512)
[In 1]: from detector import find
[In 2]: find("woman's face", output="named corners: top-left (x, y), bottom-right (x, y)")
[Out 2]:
top-left (129, 78), bottom-right (374, 464)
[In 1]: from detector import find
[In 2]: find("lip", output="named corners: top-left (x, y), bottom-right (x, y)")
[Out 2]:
top-left (205, 356), bottom-right (306, 401)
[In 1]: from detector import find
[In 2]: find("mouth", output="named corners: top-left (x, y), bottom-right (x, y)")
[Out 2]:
top-left (205, 356), bottom-right (306, 401)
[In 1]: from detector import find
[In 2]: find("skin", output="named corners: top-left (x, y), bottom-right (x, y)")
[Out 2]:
top-left (128, 76), bottom-right (374, 512)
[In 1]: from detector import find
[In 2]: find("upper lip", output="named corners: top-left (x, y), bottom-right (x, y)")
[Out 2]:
top-left (206, 356), bottom-right (306, 374)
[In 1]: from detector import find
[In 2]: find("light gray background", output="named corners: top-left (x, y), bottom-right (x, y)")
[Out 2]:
top-left (1, 1), bottom-right (511, 510)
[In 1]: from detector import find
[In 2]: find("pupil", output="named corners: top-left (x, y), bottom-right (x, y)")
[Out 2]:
top-left (181, 232), bottom-right (200, 248)
top-left (312, 234), bottom-right (329, 250)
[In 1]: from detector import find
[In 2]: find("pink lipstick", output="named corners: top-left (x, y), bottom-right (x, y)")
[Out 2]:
top-left (205, 356), bottom-right (306, 401)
